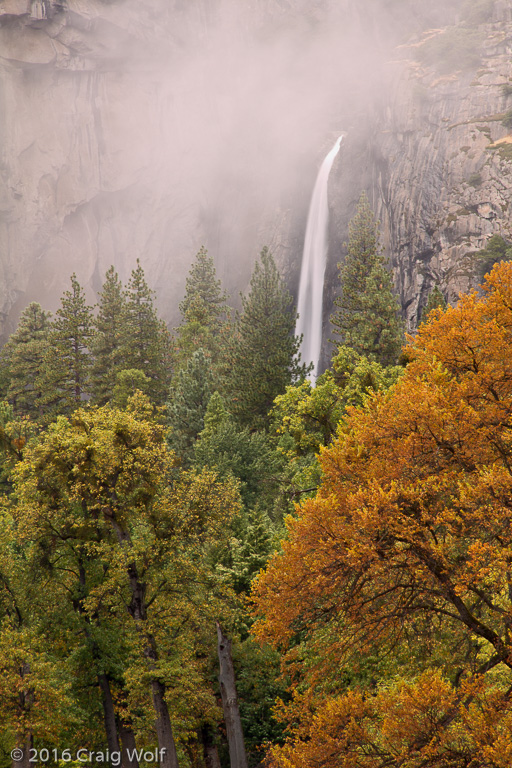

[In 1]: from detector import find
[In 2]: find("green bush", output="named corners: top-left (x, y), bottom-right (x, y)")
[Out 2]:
top-left (460, 0), bottom-right (494, 25)
top-left (418, 26), bottom-right (483, 73)
top-left (474, 234), bottom-right (512, 279)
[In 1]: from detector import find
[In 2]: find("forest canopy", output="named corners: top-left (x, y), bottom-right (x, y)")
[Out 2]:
top-left (252, 261), bottom-right (512, 768)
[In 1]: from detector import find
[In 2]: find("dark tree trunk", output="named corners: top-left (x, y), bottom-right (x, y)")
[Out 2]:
top-left (119, 721), bottom-right (140, 768)
top-left (12, 733), bottom-right (33, 768)
top-left (151, 679), bottom-right (180, 768)
top-left (98, 673), bottom-right (122, 759)
top-left (216, 622), bottom-right (248, 768)
top-left (108, 519), bottom-right (180, 768)
top-left (201, 725), bottom-right (222, 768)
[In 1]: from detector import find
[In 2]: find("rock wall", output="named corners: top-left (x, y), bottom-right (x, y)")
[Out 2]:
top-left (1, 0), bottom-right (511, 347)
top-left (328, 0), bottom-right (512, 332)
top-left (0, 0), bottom-right (307, 337)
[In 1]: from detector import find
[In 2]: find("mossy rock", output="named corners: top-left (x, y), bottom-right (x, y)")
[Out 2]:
top-left (468, 172), bottom-right (482, 187)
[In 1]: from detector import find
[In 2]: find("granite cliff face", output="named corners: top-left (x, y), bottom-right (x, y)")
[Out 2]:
top-left (1, 0), bottom-right (511, 342)
top-left (328, 1), bottom-right (512, 330)
top-left (0, 0), bottom-right (321, 334)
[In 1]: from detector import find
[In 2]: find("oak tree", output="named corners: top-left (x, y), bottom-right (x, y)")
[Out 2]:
top-left (253, 261), bottom-right (512, 767)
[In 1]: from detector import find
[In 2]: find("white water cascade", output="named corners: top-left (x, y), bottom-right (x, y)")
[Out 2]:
top-left (296, 135), bottom-right (343, 381)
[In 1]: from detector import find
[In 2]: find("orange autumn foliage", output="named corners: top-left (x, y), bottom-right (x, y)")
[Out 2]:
top-left (252, 262), bottom-right (512, 767)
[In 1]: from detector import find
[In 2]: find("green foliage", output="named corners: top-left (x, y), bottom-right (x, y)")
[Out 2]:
top-left (174, 247), bottom-right (229, 372)
top-left (274, 346), bottom-right (403, 456)
top-left (330, 193), bottom-right (404, 365)
top-left (112, 368), bottom-right (151, 408)
top-left (233, 638), bottom-right (288, 766)
top-left (9, 398), bottom-right (240, 752)
top-left (474, 234), bottom-right (512, 279)
top-left (418, 26), bottom-right (484, 74)
top-left (120, 260), bottom-right (172, 406)
top-left (90, 266), bottom-right (128, 405)
top-left (167, 349), bottom-right (214, 464)
top-left (194, 392), bottom-right (282, 512)
top-left (467, 171), bottom-right (482, 188)
top-left (217, 505), bottom-right (275, 596)
top-left (225, 247), bottom-right (308, 431)
top-left (502, 108), bottom-right (512, 129)
top-left (180, 247), bottom-right (227, 323)
top-left (272, 346), bottom-right (403, 515)
top-left (460, 0), bottom-right (494, 25)
top-left (0, 303), bottom-right (50, 420)
top-left (420, 285), bottom-right (447, 325)
top-left (37, 275), bottom-right (94, 419)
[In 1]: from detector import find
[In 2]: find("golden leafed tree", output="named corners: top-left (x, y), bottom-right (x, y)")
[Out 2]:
top-left (252, 261), bottom-right (512, 768)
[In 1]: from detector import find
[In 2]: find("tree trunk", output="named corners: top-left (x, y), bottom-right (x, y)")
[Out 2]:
top-left (151, 679), bottom-right (180, 768)
top-left (119, 721), bottom-right (140, 768)
top-left (216, 622), bottom-right (248, 768)
top-left (98, 673), bottom-right (122, 759)
top-left (12, 733), bottom-right (32, 768)
top-left (201, 725), bottom-right (222, 768)
top-left (108, 520), bottom-right (180, 768)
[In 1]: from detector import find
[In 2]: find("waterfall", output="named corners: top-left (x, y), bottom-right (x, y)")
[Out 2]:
top-left (296, 135), bottom-right (343, 381)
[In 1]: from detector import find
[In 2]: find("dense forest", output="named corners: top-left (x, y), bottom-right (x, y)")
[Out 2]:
top-left (0, 194), bottom-right (511, 768)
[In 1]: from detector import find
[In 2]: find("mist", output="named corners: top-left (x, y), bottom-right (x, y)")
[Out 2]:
top-left (0, 0), bottom-right (478, 331)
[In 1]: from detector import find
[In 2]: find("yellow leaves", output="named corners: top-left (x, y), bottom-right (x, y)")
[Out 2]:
top-left (251, 262), bottom-right (512, 766)
top-left (266, 671), bottom-right (512, 768)
top-left (0, 624), bottom-right (77, 742)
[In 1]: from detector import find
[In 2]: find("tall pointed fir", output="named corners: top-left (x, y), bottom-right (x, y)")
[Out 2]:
top-left (167, 348), bottom-right (213, 464)
top-left (0, 303), bottom-right (51, 420)
top-left (37, 275), bottom-right (94, 419)
top-left (173, 246), bottom-right (228, 372)
top-left (225, 247), bottom-right (308, 430)
top-left (120, 260), bottom-right (172, 406)
top-left (90, 266), bottom-right (128, 405)
top-left (330, 192), bottom-right (404, 366)
top-left (420, 284), bottom-right (447, 325)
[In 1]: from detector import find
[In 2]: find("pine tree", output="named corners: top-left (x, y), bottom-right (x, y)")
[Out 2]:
top-left (193, 391), bottom-right (281, 511)
top-left (120, 260), bottom-right (172, 406)
top-left (112, 368), bottom-right (151, 409)
top-left (179, 246), bottom-right (227, 328)
top-left (330, 192), bottom-right (404, 365)
top-left (420, 284), bottom-right (447, 325)
top-left (173, 246), bottom-right (229, 372)
top-left (167, 349), bottom-right (213, 464)
top-left (37, 275), bottom-right (94, 418)
top-left (225, 247), bottom-right (308, 430)
top-left (90, 266), bottom-right (128, 405)
top-left (0, 303), bottom-right (51, 419)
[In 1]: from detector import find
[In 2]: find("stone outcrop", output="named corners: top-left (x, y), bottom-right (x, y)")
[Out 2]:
top-left (328, 2), bottom-right (512, 329)
top-left (1, 0), bottom-right (511, 344)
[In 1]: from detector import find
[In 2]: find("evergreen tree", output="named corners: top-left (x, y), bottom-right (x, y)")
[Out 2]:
top-left (120, 260), bottom-right (172, 406)
top-left (225, 247), bottom-right (308, 430)
top-left (112, 368), bottom-right (151, 409)
top-left (179, 246), bottom-right (227, 328)
top-left (173, 246), bottom-right (229, 372)
top-left (420, 284), bottom-right (447, 325)
top-left (90, 266), bottom-right (127, 405)
top-left (167, 348), bottom-right (213, 464)
top-left (474, 233), bottom-right (512, 280)
top-left (330, 192), bottom-right (404, 365)
top-left (37, 275), bottom-right (94, 418)
top-left (0, 303), bottom-right (51, 419)
top-left (193, 391), bottom-right (281, 511)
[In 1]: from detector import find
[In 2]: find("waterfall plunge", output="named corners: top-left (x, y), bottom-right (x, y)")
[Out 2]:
top-left (296, 136), bottom-right (343, 381)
